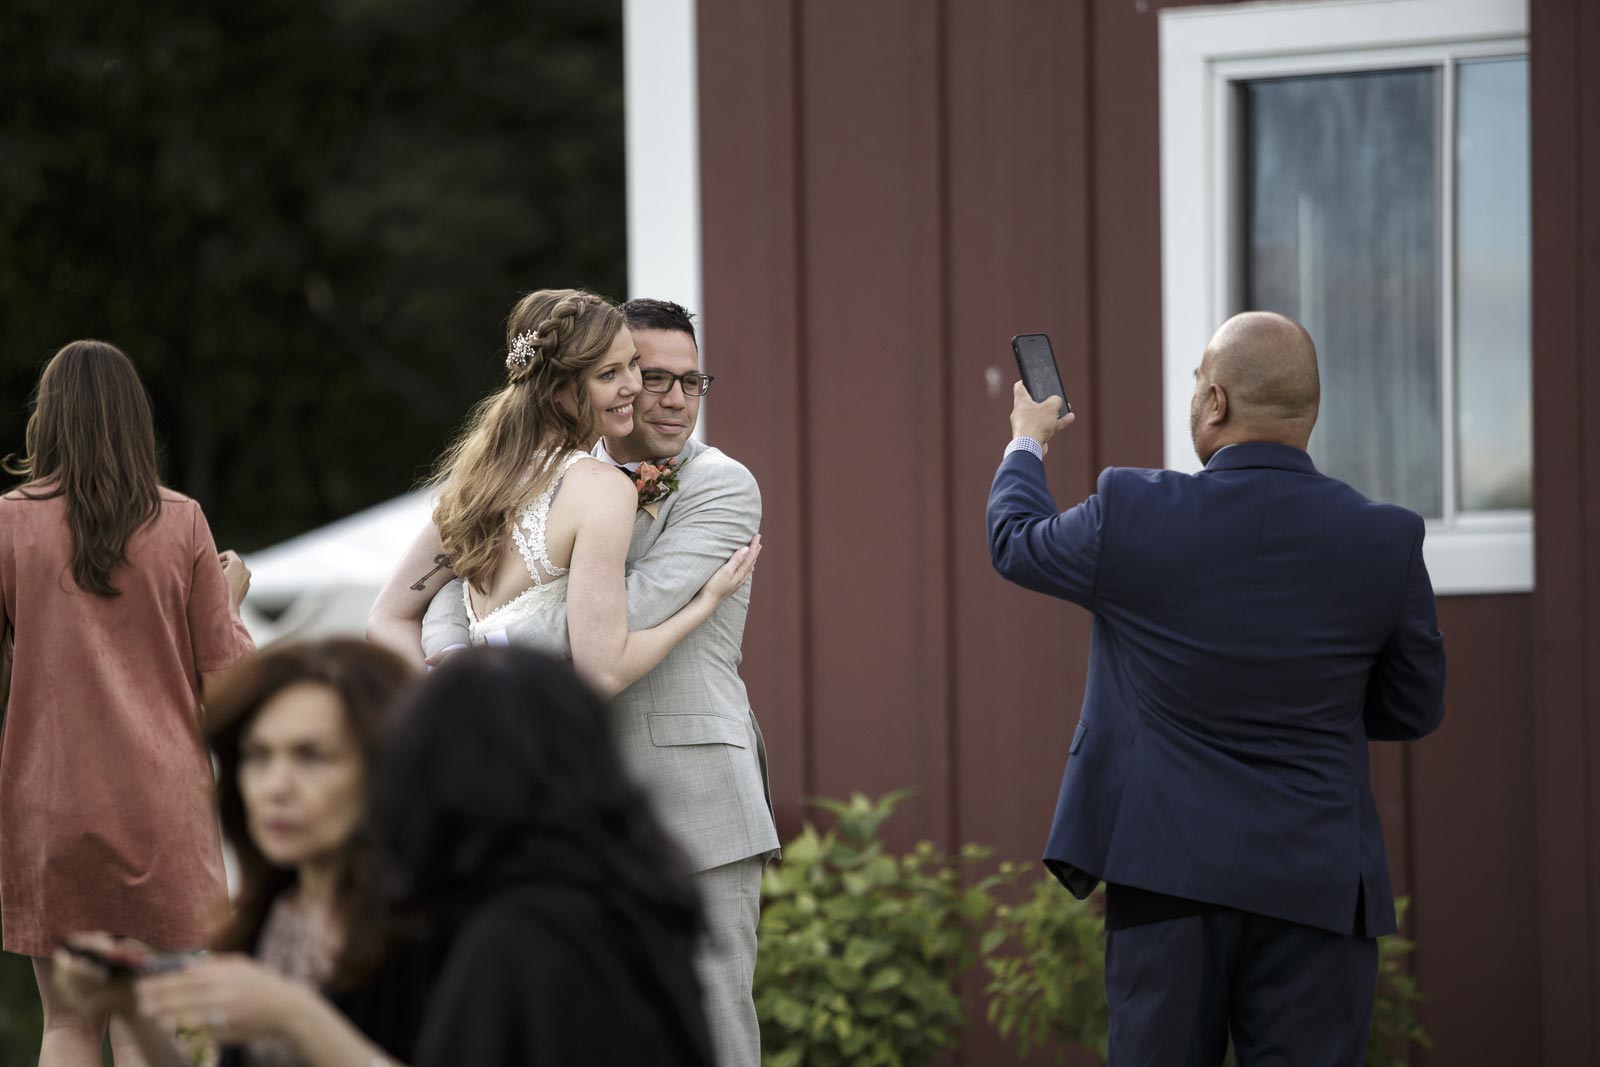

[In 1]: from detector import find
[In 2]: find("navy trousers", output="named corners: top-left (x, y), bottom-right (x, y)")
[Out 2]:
top-left (1104, 904), bottom-right (1378, 1066)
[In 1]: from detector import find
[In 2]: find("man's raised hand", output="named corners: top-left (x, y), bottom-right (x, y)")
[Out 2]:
top-left (1010, 380), bottom-right (1075, 454)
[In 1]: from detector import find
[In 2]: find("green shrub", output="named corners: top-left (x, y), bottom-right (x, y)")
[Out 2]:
top-left (754, 794), bottom-right (1430, 1066)
top-left (755, 791), bottom-right (1006, 1067)
top-left (981, 878), bottom-right (1109, 1060)
top-left (1367, 898), bottom-right (1431, 1067)
top-left (981, 880), bottom-right (1430, 1066)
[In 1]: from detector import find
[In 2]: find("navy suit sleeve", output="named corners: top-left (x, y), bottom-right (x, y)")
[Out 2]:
top-left (1364, 517), bottom-right (1447, 741)
top-left (986, 451), bottom-right (1104, 609)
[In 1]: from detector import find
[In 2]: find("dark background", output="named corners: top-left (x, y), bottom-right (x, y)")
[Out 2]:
top-left (0, 1), bottom-right (624, 1058)
top-left (0, 0), bottom-right (626, 551)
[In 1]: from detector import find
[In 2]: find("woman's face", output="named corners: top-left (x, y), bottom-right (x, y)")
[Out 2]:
top-left (239, 682), bottom-right (365, 870)
top-left (583, 327), bottom-right (641, 440)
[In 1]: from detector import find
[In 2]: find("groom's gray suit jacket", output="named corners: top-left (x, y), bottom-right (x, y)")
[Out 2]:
top-left (423, 438), bottom-right (780, 873)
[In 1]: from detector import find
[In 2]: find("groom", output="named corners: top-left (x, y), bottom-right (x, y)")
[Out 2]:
top-left (424, 298), bottom-right (779, 1067)
top-left (594, 298), bottom-right (779, 1067)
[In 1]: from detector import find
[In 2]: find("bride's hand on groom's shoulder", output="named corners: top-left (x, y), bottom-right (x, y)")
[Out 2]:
top-left (694, 534), bottom-right (763, 609)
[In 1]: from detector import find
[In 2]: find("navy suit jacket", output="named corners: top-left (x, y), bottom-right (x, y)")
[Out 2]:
top-left (987, 441), bottom-right (1445, 937)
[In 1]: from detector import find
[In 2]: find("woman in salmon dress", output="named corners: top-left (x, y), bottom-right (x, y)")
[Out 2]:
top-left (0, 340), bottom-right (254, 1066)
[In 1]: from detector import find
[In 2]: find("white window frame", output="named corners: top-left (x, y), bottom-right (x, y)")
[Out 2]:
top-left (1159, 0), bottom-right (1531, 595)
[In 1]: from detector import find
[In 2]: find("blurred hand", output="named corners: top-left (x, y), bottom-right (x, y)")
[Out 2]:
top-left (52, 933), bottom-right (143, 1017)
top-left (1009, 380), bottom-right (1075, 454)
top-left (693, 534), bottom-right (762, 611)
top-left (424, 644), bottom-right (468, 670)
top-left (219, 551), bottom-right (252, 611)
top-left (137, 954), bottom-right (310, 1045)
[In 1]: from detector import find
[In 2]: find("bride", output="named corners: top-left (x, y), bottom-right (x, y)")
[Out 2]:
top-left (368, 288), bottom-right (758, 695)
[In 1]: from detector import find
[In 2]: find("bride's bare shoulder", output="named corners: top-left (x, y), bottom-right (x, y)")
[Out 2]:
top-left (558, 455), bottom-right (635, 507)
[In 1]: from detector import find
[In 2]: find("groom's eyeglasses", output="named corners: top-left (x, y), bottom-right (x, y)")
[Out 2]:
top-left (640, 370), bottom-right (715, 397)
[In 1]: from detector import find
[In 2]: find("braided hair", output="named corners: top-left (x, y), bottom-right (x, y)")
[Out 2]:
top-left (432, 289), bottom-right (626, 591)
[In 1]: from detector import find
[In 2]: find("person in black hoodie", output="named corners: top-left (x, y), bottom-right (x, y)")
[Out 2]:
top-left (372, 646), bottom-right (713, 1067)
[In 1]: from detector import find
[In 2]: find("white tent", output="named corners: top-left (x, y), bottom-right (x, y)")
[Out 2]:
top-left (240, 490), bottom-right (435, 646)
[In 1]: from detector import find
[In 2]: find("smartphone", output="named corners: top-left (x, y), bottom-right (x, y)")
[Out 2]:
top-left (1011, 333), bottom-right (1071, 418)
top-left (59, 941), bottom-right (195, 978)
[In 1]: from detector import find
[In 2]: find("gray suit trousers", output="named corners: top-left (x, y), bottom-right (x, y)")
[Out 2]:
top-left (694, 856), bottom-right (765, 1067)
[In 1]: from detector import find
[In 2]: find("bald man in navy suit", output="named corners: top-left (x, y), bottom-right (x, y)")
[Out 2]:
top-left (987, 312), bottom-right (1445, 1066)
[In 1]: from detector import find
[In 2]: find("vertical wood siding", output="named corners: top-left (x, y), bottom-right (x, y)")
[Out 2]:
top-left (697, 0), bottom-right (1575, 1061)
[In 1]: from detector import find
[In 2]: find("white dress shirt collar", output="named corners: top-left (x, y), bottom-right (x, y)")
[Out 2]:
top-left (593, 437), bottom-right (639, 472)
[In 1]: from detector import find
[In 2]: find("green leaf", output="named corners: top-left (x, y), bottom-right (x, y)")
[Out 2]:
top-left (773, 996), bottom-right (808, 1032)
top-left (867, 854), bottom-right (900, 885)
top-left (843, 937), bottom-right (888, 969)
top-left (783, 828), bottom-right (823, 867)
top-left (765, 1047), bottom-right (804, 1067)
top-left (867, 966), bottom-right (904, 993)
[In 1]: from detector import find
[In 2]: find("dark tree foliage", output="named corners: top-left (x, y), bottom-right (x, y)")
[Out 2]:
top-left (0, 0), bottom-right (625, 550)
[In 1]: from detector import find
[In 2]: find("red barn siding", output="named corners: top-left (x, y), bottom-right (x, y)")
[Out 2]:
top-left (698, 0), bottom-right (1580, 1061)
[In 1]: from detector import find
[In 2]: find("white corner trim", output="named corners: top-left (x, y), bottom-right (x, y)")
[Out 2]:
top-left (623, 0), bottom-right (707, 439)
top-left (1158, 0), bottom-right (1531, 594)
top-left (624, 0), bottom-right (701, 313)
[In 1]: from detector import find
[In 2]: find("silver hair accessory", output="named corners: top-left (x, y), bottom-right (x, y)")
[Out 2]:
top-left (507, 329), bottom-right (541, 371)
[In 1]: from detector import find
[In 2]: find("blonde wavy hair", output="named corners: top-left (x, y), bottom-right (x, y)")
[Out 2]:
top-left (432, 289), bottom-right (627, 591)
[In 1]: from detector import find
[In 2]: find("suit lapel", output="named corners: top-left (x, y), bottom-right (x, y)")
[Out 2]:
top-left (627, 439), bottom-right (708, 563)
top-left (670, 437), bottom-right (707, 477)
top-left (606, 438), bottom-right (708, 565)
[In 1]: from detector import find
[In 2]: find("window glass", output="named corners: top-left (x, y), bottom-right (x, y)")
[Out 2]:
top-left (1243, 68), bottom-right (1442, 517)
top-left (1455, 56), bottom-right (1532, 511)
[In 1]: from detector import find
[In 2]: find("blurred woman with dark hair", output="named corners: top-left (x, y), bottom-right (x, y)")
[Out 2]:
top-left (0, 339), bottom-right (253, 1066)
top-left (56, 639), bottom-right (434, 1067)
top-left (372, 646), bottom-right (714, 1066)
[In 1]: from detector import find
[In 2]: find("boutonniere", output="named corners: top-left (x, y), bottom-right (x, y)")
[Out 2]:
top-left (633, 458), bottom-right (680, 518)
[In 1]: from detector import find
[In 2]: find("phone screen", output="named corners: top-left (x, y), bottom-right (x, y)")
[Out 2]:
top-left (60, 942), bottom-right (145, 978)
top-left (1012, 333), bottom-right (1071, 418)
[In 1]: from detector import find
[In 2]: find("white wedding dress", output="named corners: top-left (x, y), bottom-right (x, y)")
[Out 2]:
top-left (457, 449), bottom-right (589, 656)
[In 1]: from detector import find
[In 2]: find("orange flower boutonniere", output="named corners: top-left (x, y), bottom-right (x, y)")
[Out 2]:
top-left (633, 458), bottom-right (680, 517)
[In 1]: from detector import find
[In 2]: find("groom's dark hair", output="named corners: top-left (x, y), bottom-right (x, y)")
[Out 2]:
top-left (621, 297), bottom-right (697, 347)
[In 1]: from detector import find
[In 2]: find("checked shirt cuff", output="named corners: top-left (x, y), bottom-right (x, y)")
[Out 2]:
top-left (1004, 436), bottom-right (1045, 462)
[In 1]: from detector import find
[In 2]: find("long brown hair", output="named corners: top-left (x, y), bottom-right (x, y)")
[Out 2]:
top-left (432, 288), bottom-right (626, 590)
top-left (2, 340), bottom-right (163, 597)
top-left (206, 639), bottom-right (417, 990)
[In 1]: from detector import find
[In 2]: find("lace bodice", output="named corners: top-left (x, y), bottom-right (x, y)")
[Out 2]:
top-left (463, 450), bottom-right (587, 651)
top-left (511, 450), bottom-right (587, 585)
